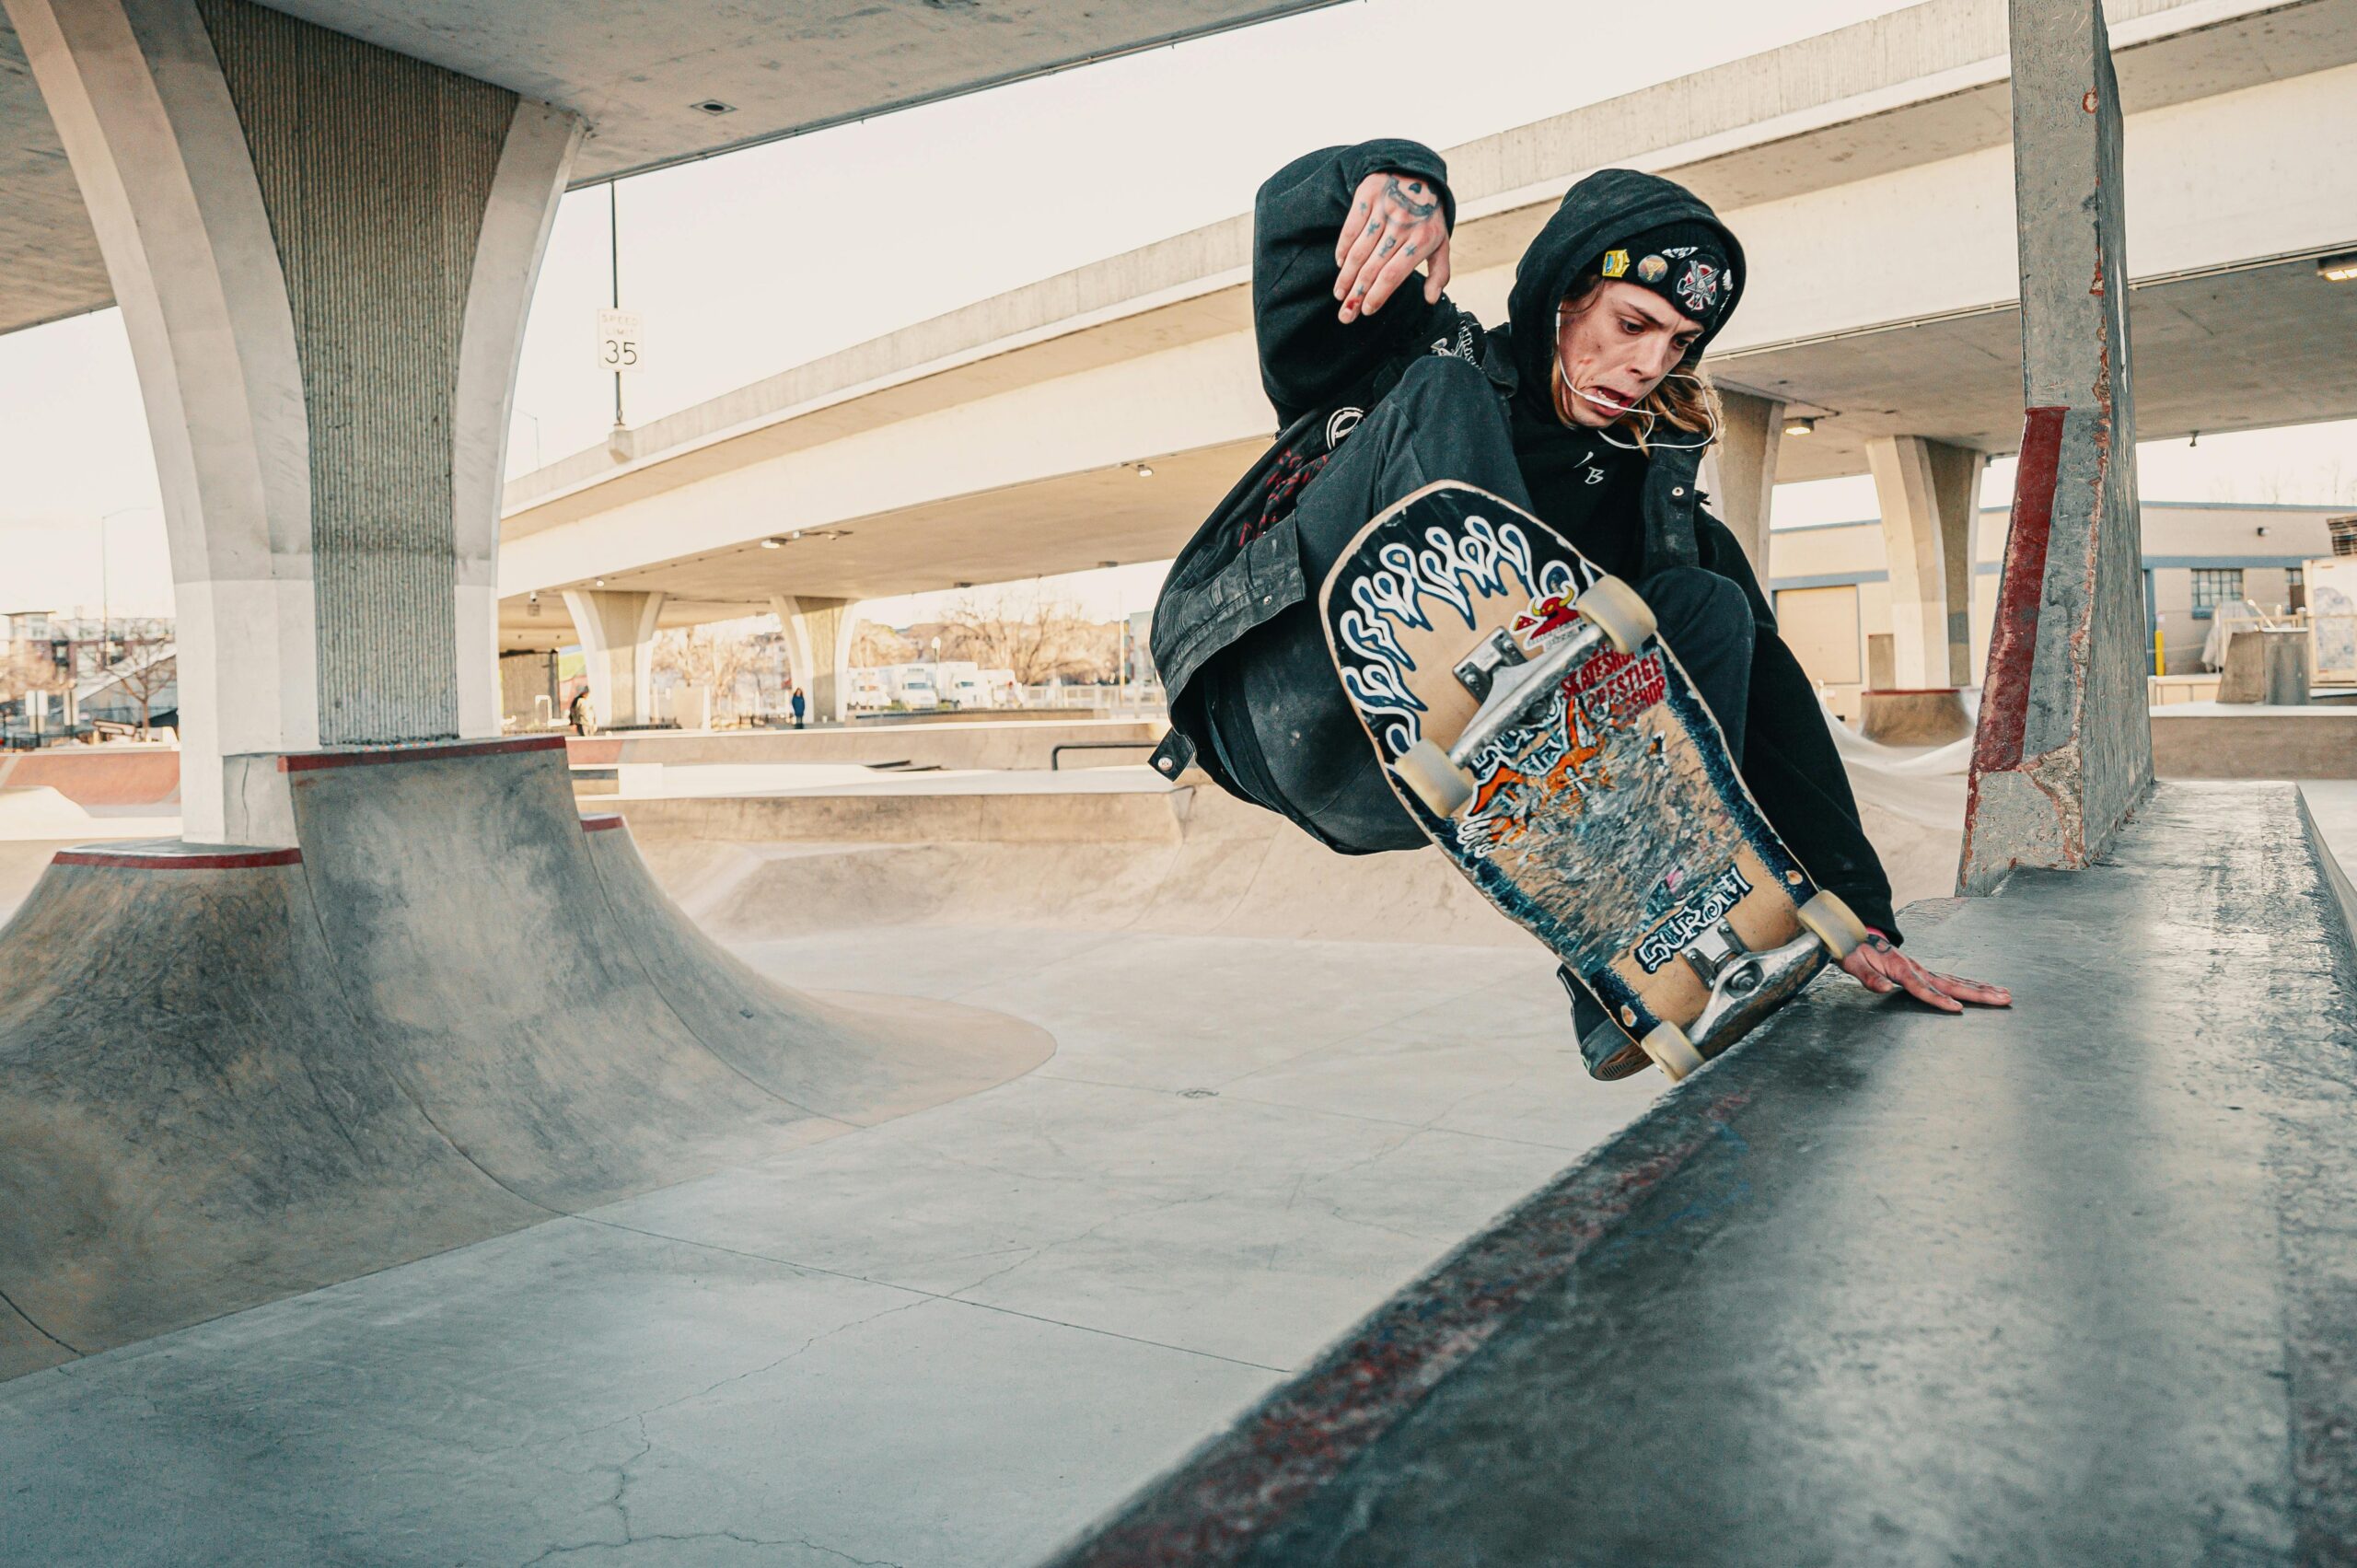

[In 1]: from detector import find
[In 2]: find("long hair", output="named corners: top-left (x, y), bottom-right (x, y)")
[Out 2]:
top-left (1551, 273), bottom-right (1721, 453)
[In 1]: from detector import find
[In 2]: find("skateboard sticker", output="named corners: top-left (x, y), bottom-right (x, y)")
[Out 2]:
top-left (1634, 864), bottom-right (1751, 974)
top-left (1456, 684), bottom-right (1613, 861)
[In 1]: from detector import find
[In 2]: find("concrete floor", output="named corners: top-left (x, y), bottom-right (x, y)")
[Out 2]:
top-left (1048, 783), bottom-right (2357, 1564)
top-left (0, 922), bottom-right (1657, 1566)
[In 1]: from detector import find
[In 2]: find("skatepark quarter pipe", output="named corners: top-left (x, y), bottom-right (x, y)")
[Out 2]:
top-left (0, 736), bottom-right (1048, 1377)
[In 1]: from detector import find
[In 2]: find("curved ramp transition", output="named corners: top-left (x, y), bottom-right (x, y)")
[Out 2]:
top-left (0, 737), bottom-right (1049, 1379)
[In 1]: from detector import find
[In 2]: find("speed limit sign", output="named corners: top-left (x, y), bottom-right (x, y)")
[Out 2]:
top-left (596, 309), bottom-right (644, 374)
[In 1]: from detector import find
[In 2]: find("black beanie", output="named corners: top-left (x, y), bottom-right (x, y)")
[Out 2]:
top-left (1594, 219), bottom-right (1736, 331)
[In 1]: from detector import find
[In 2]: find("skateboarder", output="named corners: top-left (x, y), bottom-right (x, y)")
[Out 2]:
top-left (1148, 139), bottom-right (2006, 1072)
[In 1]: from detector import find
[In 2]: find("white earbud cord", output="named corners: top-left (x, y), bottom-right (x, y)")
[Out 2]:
top-left (1568, 373), bottom-right (1721, 453)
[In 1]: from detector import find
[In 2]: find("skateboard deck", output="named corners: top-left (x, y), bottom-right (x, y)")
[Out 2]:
top-left (1318, 481), bottom-right (1858, 1079)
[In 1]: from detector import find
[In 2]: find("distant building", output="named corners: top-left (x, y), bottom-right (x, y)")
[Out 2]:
top-left (1769, 501), bottom-right (2351, 717)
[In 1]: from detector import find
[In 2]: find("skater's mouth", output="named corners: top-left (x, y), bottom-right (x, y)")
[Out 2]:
top-left (1581, 384), bottom-right (1642, 414)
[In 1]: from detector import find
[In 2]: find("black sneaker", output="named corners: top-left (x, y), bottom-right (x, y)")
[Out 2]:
top-left (1558, 965), bottom-right (1652, 1081)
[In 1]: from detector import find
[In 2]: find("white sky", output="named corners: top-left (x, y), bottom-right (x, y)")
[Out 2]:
top-left (3, 0), bottom-right (2354, 627)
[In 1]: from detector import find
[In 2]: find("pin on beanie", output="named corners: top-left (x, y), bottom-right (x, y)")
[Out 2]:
top-left (1595, 219), bottom-right (1736, 332)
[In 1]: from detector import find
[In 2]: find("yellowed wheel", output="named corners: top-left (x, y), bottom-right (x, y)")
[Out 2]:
top-left (1395, 738), bottom-right (1476, 818)
top-left (1641, 1020), bottom-right (1705, 1082)
top-left (1574, 575), bottom-right (1657, 656)
top-left (1797, 889), bottom-right (1870, 961)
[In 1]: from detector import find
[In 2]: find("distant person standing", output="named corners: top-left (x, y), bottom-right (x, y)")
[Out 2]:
top-left (790, 685), bottom-right (807, 729)
top-left (567, 687), bottom-right (596, 737)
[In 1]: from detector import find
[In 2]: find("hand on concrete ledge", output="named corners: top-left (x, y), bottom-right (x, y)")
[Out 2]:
top-left (1838, 932), bottom-right (2012, 1014)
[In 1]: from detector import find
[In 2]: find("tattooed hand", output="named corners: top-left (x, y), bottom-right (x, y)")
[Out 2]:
top-left (1333, 170), bottom-right (1453, 324)
top-left (1839, 932), bottom-right (2011, 1014)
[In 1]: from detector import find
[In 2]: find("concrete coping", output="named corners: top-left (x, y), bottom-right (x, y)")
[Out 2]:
top-left (52, 841), bottom-right (302, 870)
top-left (272, 736), bottom-right (570, 772)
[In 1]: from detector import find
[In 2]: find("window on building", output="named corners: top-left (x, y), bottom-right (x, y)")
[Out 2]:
top-left (2189, 567), bottom-right (2244, 620)
top-left (2290, 565), bottom-right (2306, 613)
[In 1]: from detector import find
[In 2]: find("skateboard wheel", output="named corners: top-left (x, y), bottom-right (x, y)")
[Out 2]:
top-left (1395, 738), bottom-right (1476, 818)
top-left (1640, 1020), bottom-right (1704, 1081)
top-left (1574, 576), bottom-right (1656, 656)
top-left (1797, 889), bottom-right (1870, 961)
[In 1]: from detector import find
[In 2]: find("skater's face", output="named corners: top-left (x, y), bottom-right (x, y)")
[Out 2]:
top-left (1553, 282), bottom-right (1704, 428)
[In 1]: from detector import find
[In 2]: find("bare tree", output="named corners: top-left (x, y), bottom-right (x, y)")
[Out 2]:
top-left (935, 586), bottom-right (1116, 684)
top-left (846, 621), bottom-right (916, 668)
top-left (107, 619), bottom-right (178, 738)
top-left (652, 621), bottom-right (759, 724)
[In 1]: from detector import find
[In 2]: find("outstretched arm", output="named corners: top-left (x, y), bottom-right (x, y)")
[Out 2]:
top-left (1693, 516), bottom-right (2007, 1011)
top-left (1253, 140), bottom-right (1456, 424)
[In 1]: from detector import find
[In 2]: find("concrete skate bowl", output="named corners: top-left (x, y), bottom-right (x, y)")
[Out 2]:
top-left (567, 716), bottom-right (1164, 772)
top-left (0, 746), bottom-right (180, 810)
top-left (627, 777), bottom-right (1531, 950)
top-left (0, 738), bottom-right (1050, 1380)
top-left (619, 736), bottom-right (1968, 953)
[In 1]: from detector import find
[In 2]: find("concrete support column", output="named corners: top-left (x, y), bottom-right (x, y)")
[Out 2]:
top-left (1704, 388), bottom-right (1782, 582)
top-left (1865, 435), bottom-right (1986, 688)
top-left (1959, 0), bottom-right (2153, 893)
top-left (563, 590), bottom-right (664, 729)
top-left (4, 0), bottom-right (581, 842)
top-left (770, 595), bottom-right (856, 724)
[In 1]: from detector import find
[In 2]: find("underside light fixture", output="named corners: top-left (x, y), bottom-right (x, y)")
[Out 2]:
top-left (761, 528), bottom-right (853, 546)
top-left (594, 577), bottom-right (606, 587)
top-left (1135, 463), bottom-right (1155, 478)
top-left (528, 590), bottom-right (540, 617)
top-left (761, 537), bottom-right (783, 549)
top-left (690, 99), bottom-right (737, 117)
top-left (2320, 253), bottom-right (2357, 284)
top-left (1783, 415), bottom-right (1817, 437)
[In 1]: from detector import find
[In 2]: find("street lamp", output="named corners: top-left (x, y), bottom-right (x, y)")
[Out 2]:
top-left (95, 505), bottom-right (159, 670)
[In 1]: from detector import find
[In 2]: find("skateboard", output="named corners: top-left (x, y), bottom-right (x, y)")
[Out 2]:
top-left (1318, 481), bottom-right (1865, 1080)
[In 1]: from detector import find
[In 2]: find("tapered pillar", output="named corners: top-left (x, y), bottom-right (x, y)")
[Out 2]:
top-left (563, 589), bottom-right (665, 729)
top-left (4, 0), bottom-right (581, 841)
top-left (1866, 435), bottom-right (1986, 689)
top-left (1706, 388), bottom-right (1782, 582)
top-left (1959, 0), bottom-right (2153, 893)
top-left (770, 594), bottom-right (857, 724)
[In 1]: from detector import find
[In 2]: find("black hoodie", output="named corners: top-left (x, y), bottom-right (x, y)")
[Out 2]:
top-left (1152, 140), bottom-right (1898, 938)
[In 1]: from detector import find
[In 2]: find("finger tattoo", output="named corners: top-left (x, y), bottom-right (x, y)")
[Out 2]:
top-left (1377, 237), bottom-right (1398, 257)
top-left (1365, 221), bottom-right (1379, 237)
top-left (1405, 241), bottom-right (1417, 257)
top-left (1383, 175), bottom-right (1439, 221)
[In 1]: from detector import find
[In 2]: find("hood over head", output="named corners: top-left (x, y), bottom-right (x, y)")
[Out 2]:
top-left (1504, 168), bottom-right (1747, 426)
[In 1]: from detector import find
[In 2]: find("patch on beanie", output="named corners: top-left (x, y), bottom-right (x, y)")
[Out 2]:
top-left (1675, 258), bottom-right (1724, 317)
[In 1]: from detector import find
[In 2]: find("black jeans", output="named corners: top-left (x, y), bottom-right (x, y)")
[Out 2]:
top-left (1202, 354), bottom-right (1758, 854)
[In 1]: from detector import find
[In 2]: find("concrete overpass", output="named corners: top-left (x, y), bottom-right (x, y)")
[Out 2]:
top-left (4, 1), bottom-right (2346, 1558)
top-left (0, 0), bottom-right (1347, 835)
top-left (496, 0), bottom-right (2357, 720)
